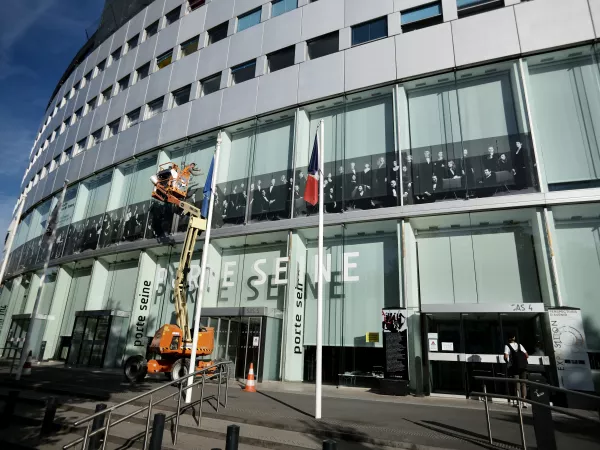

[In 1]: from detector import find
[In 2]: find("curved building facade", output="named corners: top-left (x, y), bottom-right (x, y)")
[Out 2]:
top-left (2, 0), bottom-right (600, 394)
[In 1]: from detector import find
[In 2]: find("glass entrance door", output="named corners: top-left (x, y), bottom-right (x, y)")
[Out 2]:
top-left (425, 311), bottom-right (548, 396)
top-left (67, 314), bottom-right (113, 367)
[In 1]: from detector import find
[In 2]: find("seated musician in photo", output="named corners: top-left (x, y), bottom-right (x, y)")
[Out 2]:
top-left (388, 179), bottom-right (399, 207)
top-left (446, 160), bottom-right (461, 179)
top-left (352, 184), bottom-right (372, 209)
top-left (497, 152), bottom-right (511, 172)
top-left (482, 146), bottom-right (498, 172)
top-left (293, 184), bottom-right (306, 216)
top-left (478, 168), bottom-right (497, 197)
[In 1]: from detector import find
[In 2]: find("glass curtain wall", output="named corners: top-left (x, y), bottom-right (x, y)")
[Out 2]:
top-left (411, 209), bottom-right (543, 305)
top-left (50, 186), bottom-right (79, 259)
top-left (101, 253), bottom-right (141, 312)
top-left (247, 111), bottom-right (295, 223)
top-left (100, 154), bottom-right (157, 248)
top-left (294, 87), bottom-right (397, 216)
top-left (63, 170), bottom-right (113, 256)
top-left (399, 60), bottom-right (537, 204)
top-left (15, 199), bottom-right (53, 270)
top-left (550, 203), bottom-right (600, 353)
top-left (524, 45), bottom-right (600, 191)
top-left (173, 136), bottom-right (216, 232)
top-left (301, 221), bottom-right (400, 386)
top-left (215, 122), bottom-right (255, 227)
top-left (10, 213), bottom-right (33, 274)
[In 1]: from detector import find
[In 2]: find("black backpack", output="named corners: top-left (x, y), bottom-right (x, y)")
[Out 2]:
top-left (509, 343), bottom-right (528, 371)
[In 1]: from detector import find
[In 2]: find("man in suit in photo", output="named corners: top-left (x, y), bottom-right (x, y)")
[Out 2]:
top-left (416, 150), bottom-right (434, 202)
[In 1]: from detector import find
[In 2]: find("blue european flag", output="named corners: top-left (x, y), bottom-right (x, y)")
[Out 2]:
top-left (201, 157), bottom-right (214, 219)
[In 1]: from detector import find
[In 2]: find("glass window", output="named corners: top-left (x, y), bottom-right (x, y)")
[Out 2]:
top-left (401, 2), bottom-right (443, 33)
top-left (59, 266), bottom-right (92, 336)
top-left (62, 147), bottom-right (72, 164)
top-left (231, 60), bottom-right (256, 85)
top-left (126, 107), bottom-right (141, 128)
top-left (411, 209), bottom-right (543, 306)
top-left (247, 112), bottom-right (295, 223)
top-left (145, 96), bottom-right (164, 120)
top-left (101, 155), bottom-right (157, 246)
top-left (73, 107), bottom-right (83, 124)
top-left (201, 73), bottom-right (221, 96)
top-left (525, 46), bottom-right (600, 191)
top-left (95, 59), bottom-right (106, 78)
top-left (307, 32), bottom-right (339, 60)
top-left (86, 97), bottom-right (97, 115)
top-left (51, 155), bottom-right (60, 171)
top-left (180, 36), bottom-right (199, 58)
top-left (156, 50), bottom-right (173, 71)
top-left (268, 46), bottom-right (295, 73)
top-left (118, 75), bottom-right (130, 93)
top-left (300, 222), bottom-right (399, 385)
top-left (110, 46), bottom-right (122, 65)
top-left (60, 120), bottom-right (68, 134)
top-left (189, 0), bottom-right (206, 12)
top-left (237, 8), bottom-right (261, 32)
top-left (145, 20), bottom-right (159, 40)
top-left (351, 17), bottom-right (388, 46)
top-left (64, 170), bottom-right (113, 255)
top-left (101, 85), bottom-right (113, 104)
top-left (165, 6), bottom-right (181, 26)
top-left (90, 129), bottom-right (102, 148)
top-left (136, 62), bottom-right (150, 82)
top-left (127, 34), bottom-right (140, 52)
top-left (106, 119), bottom-right (121, 139)
top-left (102, 259), bottom-right (139, 311)
top-left (272, 0), bottom-right (297, 18)
top-left (208, 21), bottom-right (228, 45)
top-left (215, 122), bottom-right (255, 227)
top-left (83, 71), bottom-right (92, 86)
top-left (551, 204), bottom-right (600, 351)
top-left (457, 0), bottom-right (503, 18)
top-left (399, 61), bottom-right (537, 206)
top-left (171, 84), bottom-right (192, 108)
top-left (75, 138), bottom-right (87, 154)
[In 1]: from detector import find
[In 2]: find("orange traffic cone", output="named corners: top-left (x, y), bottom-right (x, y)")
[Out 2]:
top-left (244, 363), bottom-right (256, 393)
top-left (22, 351), bottom-right (32, 376)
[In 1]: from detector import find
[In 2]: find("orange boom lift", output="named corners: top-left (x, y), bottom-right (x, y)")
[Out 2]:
top-left (124, 162), bottom-right (215, 382)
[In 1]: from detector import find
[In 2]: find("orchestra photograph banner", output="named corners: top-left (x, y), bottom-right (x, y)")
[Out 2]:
top-left (381, 308), bottom-right (409, 381)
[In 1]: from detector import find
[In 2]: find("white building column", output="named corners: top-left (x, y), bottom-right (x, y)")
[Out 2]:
top-left (86, 259), bottom-right (109, 310)
top-left (41, 267), bottom-right (73, 360)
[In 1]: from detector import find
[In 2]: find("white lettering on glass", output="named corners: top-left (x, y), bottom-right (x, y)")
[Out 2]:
top-left (222, 261), bottom-right (236, 287)
top-left (344, 252), bottom-right (360, 282)
top-left (273, 257), bottom-right (288, 285)
top-left (252, 259), bottom-right (267, 286)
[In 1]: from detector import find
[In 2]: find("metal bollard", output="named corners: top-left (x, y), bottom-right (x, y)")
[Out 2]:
top-left (40, 396), bottom-right (58, 436)
top-left (323, 439), bottom-right (337, 450)
top-left (149, 413), bottom-right (166, 450)
top-left (88, 403), bottom-right (107, 450)
top-left (0, 390), bottom-right (20, 429)
top-left (225, 424), bottom-right (240, 450)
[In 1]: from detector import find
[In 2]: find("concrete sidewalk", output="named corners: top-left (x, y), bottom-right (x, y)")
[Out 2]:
top-left (1, 363), bottom-right (599, 449)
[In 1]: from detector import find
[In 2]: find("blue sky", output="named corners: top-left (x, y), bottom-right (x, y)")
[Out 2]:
top-left (0, 0), bottom-right (105, 245)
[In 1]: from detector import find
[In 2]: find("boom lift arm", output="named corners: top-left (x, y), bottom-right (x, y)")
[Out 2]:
top-left (123, 162), bottom-right (214, 383)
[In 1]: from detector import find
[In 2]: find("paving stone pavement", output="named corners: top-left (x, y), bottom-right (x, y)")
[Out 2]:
top-left (0, 363), bottom-right (599, 449)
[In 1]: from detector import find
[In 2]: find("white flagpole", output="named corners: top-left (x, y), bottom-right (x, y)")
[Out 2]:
top-left (186, 132), bottom-right (222, 403)
top-left (315, 119), bottom-right (325, 419)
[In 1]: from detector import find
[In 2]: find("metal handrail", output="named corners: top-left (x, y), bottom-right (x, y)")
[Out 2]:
top-left (475, 375), bottom-right (600, 403)
top-left (473, 375), bottom-right (600, 449)
top-left (63, 360), bottom-right (232, 450)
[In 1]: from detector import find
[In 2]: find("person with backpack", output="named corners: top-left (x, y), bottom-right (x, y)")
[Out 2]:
top-left (504, 335), bottom-right (529, 408)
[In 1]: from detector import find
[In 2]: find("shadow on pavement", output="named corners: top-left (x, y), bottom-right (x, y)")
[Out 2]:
top-left (256, 389), bottom-right (313, 418)
top-left (300, 418), bottom-right (375, 450)
top-left (404, 418), bottom-right (509, 450)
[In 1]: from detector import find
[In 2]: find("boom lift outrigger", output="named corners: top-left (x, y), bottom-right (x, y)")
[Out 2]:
top-left (124, 162), bottom-right (215, 383)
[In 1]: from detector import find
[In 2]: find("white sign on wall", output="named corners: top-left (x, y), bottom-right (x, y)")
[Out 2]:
top-left (548, 308), bottom-right (594, 391)
top-left (429, 339), bottom-right (438, 352)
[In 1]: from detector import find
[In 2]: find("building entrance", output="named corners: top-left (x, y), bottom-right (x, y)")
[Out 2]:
top-left (422, 306), bottom-right (551, 397)
top-left (204, 316), bottom-right (263, 381)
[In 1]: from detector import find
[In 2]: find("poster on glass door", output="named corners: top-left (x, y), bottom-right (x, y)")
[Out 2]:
top-left (381, 308), bottom-right (409, 381)
top-left (548, 308), bottom-right (594, 391)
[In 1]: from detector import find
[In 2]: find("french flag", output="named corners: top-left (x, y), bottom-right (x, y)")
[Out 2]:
top-left (304, 135), bottom-right (319, 206)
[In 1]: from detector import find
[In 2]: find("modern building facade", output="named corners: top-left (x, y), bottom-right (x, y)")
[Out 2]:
top-left (2, 0), bottom-right (600, 396)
